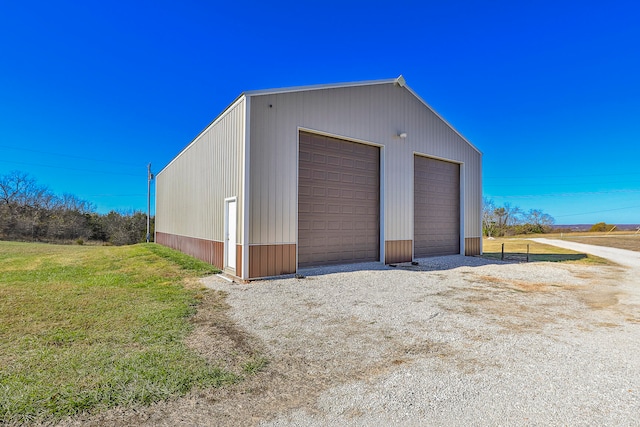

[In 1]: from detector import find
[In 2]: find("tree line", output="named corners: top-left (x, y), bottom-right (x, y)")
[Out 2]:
top-left (1, 171), bottom-right (561, 243)
top-left (483, 197), bottom-right (555, 237)
top-left (0, 170), bottom-right (152, 245)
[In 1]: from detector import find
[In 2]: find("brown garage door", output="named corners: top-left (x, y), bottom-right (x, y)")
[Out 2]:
top-left (414, 155), bottom-right (460, 257)
top-left (298, 132), bottom-right (380, 267)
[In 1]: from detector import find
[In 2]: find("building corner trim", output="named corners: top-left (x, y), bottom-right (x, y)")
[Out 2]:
top-left (241, 95), bottom-right (251, 280)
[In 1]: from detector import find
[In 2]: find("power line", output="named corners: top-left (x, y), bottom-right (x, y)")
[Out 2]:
top-left (83, 194), bottom-right (147, 197)
top-left (555, 205), bottom-right (640, 218)
top-left (0, 159), bottom-right (140, 177)
top-left (0, 144), bottom-right (141, 168)
top-left (486, 181), bottom-right (640, 188)
top-left (486, 189), bottom-right (640, 198)
top-left (484, 172), bottom-right (640, 180)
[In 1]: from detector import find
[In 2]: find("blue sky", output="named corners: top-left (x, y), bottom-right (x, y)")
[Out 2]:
top-left (1, 0), bottom-right (639, 224)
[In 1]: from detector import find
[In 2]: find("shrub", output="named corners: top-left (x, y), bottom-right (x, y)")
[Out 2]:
top-left (590, 222), bottom-right (616, 232)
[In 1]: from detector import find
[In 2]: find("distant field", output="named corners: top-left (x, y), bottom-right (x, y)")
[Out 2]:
top-left (0, 242), bottom-right (253, 425)
top-left (482, 237), bottom-right (610, 264)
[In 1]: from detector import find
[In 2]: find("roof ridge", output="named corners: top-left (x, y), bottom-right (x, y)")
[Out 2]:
top-left (243, 75), bottom-right (405, 97)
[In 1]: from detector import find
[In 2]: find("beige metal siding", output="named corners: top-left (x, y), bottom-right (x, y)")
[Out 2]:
top-left (298, 132), bottom-right (380, 267)
top-left (156, 96), bottom-right (246, 244)
top-left (248, 83), bottom-right (481, 254)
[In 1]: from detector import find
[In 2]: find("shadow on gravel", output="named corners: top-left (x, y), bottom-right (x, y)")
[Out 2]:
top-left (287, 255), bottom-right (510, 279)
top-left (254, 252), bottom-right (588, 281)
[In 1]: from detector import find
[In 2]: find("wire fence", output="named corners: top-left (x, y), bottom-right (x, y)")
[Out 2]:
top-left (500, 243), bottom-right (531, 262)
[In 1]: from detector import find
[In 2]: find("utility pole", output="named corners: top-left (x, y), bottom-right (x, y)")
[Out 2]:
top-left (147, 163), bottom-right (154, 243)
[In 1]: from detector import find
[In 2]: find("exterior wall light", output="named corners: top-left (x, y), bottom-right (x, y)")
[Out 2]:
top-left (399, 132), bottom-right (407, 139)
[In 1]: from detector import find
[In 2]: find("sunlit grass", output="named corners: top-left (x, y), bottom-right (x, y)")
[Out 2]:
top-left (482, 237), bottom-right (611, 264)
top-left (0, 242), bottom-right (233, 424)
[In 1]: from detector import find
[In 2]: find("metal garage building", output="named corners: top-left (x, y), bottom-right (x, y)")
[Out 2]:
top-left (155, 76), bottom-right (482, 280)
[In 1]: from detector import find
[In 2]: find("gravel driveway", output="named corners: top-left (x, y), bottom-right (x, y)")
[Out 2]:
top-left (530, 238), bottom-right (640, 269)
top-left (199, 251), bottom-right (640, 426)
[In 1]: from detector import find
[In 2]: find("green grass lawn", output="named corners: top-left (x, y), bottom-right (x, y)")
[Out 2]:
top-left (0, 241), bottom-right (236, 424)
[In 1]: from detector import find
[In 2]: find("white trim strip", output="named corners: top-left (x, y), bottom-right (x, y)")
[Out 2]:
top-left (297, 128), bottom-right (384, 267)
top-left (460, 162), bottom-right (466, 255)
top-left (297, 127), bottom-right (385, 148)
top-left (223, 197), bottom-right (238, 273)
top-left (413, 151), bottom-right (463, 165)
top-left (242, 96), bottom-right (251, 279)
top-left (412, 152), bottom-right (465, 256)
top-left (215, 273), bottom-right (234, 283)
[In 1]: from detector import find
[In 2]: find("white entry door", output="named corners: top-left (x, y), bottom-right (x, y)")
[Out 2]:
top-left (225, 198), bottom-right (237, 270)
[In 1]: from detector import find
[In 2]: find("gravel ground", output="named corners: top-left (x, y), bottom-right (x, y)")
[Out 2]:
top-left (202, 254), bottom-right (640, 426)
top-left (532, 238), bottom-right (640, 308)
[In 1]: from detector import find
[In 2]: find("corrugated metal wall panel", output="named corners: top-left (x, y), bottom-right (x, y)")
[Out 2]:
top-left (248, 83), bottom-right (482, 250)
top-left (156, 97), bottom-right (246, 243)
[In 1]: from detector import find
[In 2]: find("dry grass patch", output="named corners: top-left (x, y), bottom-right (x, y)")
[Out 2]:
top-left (508, 280), bottom-right (554, 293)
top-left (579, 289), bottom-right (620, 309)
top-left (472, 274), bottom-right (555, 292)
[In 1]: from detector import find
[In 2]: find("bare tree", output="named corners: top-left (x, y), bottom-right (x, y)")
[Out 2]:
top-left (0, 171), bottom-right (95, 241)
top-left (0, 171), bottom-right (51, 239)
top-left (482, 197), bottom-right (497, 237)
top-left (526, 209), bottom-right (555, 228)
top-left (483, 198), bottom-right (554, 236)
top-left (0, 170), bottom-right (44, 206)
top-left (490, 203), bottom-right (523, 235)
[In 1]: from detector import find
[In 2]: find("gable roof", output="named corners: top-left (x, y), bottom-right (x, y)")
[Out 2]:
top-left (243, 75), bottom-right (481, 155)
top-left (161, 76), bottom-right (481, 176)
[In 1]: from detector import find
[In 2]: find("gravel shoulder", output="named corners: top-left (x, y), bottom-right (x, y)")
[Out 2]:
top-left (65, 254), bottom-right (640, 426)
